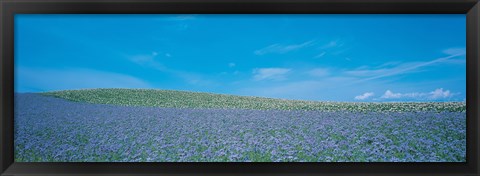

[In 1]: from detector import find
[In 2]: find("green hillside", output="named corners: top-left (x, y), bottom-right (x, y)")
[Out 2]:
top-left (42, 88), bottom-right (465, 112)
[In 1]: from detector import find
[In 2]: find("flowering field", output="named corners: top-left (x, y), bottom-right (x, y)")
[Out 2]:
top-left (14, 89), bottom-right (466, 162)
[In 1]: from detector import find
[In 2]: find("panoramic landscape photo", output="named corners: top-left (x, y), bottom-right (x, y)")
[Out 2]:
top-left (15, 14), bottom-right (466, 162)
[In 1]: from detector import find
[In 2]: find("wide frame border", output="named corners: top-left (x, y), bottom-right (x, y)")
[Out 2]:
top-left (1, 0), bottom-right (479, 175)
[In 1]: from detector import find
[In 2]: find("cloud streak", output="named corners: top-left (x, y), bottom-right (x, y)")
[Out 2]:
top-left (314, 51), bottom-right (326, 58)
top-left (319, 40), bottom-right (342, 49)
top-left (253, 68), bottom-right (291, 81)
top-left (129, 53), bottom-right (168, 71)
top-left (443, 47), bottom-right (466, 56)
top-left (308, 68), bottom-right (329, 77)
top-left (128, 52), bottom-right (216, 86)
top-left (349, 51), bottom-right (465, 83)
top-left (16, 67), bottom-right (151, 92)
top-left (254, 40), bottom-right (315, 55)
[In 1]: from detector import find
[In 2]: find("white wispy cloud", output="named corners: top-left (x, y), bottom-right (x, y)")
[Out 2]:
top-left (238, 76), bottom-right (357, 101)
top-left (441, 47), bottom-right (466, 64)
top-left (349, 52), bottom-right (465, 83)
top-left (308, 68), bottom-right (329, 77)
top-left (443, 47), bottom-right (466, 56)
top-left (16, 67), bottom-right (151, 92)
top-left (380, 88), bottom-right (454, 100)
top-left (129, 53), bottom-right (167, 71)
top-left (228, 62), bottom-right (236, 67)
top-left (440, 58), bottom-right (466, 65)
top-left (129, 51), bottom-right (174, 71)
top-left (253, 68), bottom-right (291, 81)
top-left (316, 39), bottom-right (349, 56)
top-left (346, 67), bottom-right (396, 77)
top-left (254, 40), bottom-right (315, 55)
top-left (319, 40), bottom-right (342, 49)
top-left (314, 51), bottom-right (326, 58)
top-left (354, 92), bottom-right (374, 100)
top-left (128, 52), bottom-right (216, 86)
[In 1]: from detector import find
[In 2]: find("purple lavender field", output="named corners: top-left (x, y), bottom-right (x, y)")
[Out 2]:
top-left (14, 90), bottom-right (466, 162)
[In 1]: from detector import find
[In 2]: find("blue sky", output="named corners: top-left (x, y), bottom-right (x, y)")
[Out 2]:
top-left (15, 14), bottom-right (466, 102)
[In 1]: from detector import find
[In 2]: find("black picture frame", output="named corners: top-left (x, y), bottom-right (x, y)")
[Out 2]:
top-left (1, 0), bottom-right (479, 175)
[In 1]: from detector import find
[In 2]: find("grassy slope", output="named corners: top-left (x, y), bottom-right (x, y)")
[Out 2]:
top-left (42, 88), bottom-right (466, 112)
